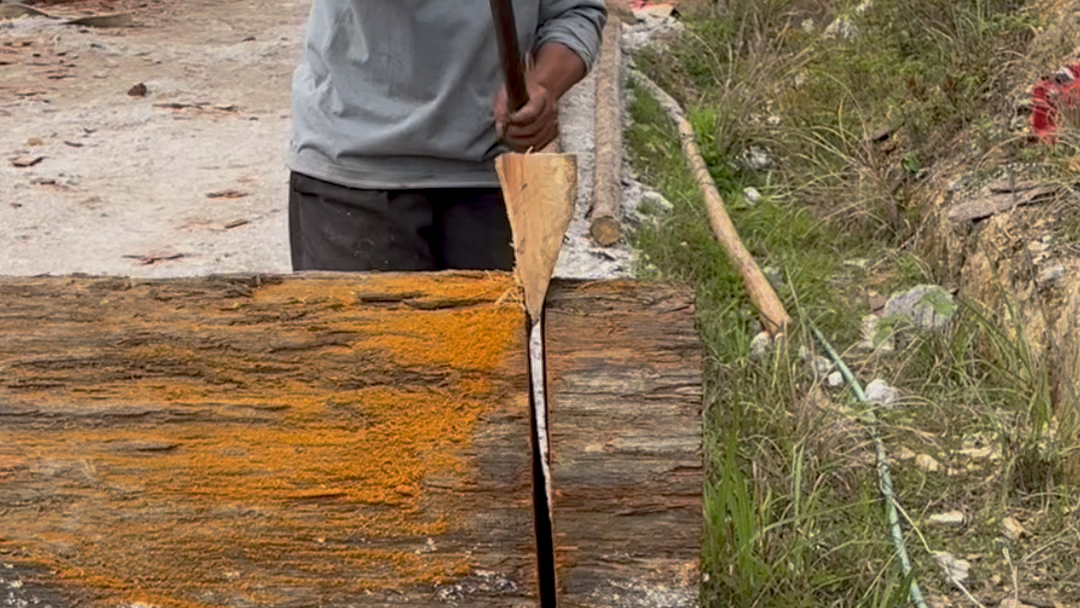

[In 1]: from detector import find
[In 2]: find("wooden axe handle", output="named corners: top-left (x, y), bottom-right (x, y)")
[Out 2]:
top-left (489, 0), bottom-right (529, 111)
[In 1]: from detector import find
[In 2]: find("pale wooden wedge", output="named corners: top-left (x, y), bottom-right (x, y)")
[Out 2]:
top-left (496, 152), bottom-right (577, 319)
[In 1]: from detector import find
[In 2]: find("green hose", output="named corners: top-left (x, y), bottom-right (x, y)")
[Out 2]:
top-left (807, 322), bottom-right (929, 608)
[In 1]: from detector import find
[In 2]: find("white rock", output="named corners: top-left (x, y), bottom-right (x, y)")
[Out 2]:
top-left (864, 379), bottom-right (898, 406)
top-left (749, 331), bottom-right (771, 359)
top-left (1038, 263), bottom-right (1066, 287)
top-left (883, 284), bottom-right (955, 332)
top-left (915, 454), bottom-right (941, 472)
top-left (827, 371), bottom-right (844, 387)
top-left (742, 146), bottom-right (774, 171)
top-left (812, 355), bottom-right (832, 377)
top-left (824, 18), bottom-right (856, 39)
top-left (743, 186), bottom-right (762, 205)
top-left (933, 552), bottom-right (970, 587)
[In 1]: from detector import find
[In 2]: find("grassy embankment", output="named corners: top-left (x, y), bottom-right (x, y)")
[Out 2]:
top-left (625, 1), bottom-right (1080, 606)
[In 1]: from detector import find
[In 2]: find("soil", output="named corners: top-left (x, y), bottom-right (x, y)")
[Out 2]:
top-left (0, 0), bottom-right (639, 279)
top-left (1, 0), bottom-right (308, 277)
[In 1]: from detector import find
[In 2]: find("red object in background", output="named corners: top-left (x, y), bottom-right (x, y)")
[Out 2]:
top-left (1031, 64), bottom-right (1080, 142)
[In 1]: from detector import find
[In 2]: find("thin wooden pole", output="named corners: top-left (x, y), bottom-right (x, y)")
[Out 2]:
top-left (631, 71), bottom-right (793, 336)
top-left (588, 19), bottom-right (624, 247)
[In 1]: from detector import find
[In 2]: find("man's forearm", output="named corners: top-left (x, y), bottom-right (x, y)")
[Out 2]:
top-left (531, 42), bottom-right (587, 101)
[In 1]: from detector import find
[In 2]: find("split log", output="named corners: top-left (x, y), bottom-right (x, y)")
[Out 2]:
top-left (588, 19), bottom-right (625, 247)
top-left (547, 280), bottom-right (703, 605)
top-left (0, 273), bottom-right (702, 608)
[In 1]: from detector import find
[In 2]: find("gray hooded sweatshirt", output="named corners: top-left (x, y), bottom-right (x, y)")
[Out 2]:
top-left (289, 0), bottom-right (606, 189)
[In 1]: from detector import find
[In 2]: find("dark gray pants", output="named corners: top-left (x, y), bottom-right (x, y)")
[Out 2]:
top-left (288, 171), bottom-right (514, 271)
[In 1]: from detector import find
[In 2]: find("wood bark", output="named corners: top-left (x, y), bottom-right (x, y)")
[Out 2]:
top-left (631, 71), bottom-right (793, 336)
top-left (546, 280), bottom-right (703, 607)
top-left (0, 273), bottom-right (702, 608)
top-left (588, 19), bottom-right (624, 247)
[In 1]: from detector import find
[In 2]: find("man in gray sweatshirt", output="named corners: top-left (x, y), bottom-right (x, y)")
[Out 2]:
top-left (288, 0), bottom-right (607, 272)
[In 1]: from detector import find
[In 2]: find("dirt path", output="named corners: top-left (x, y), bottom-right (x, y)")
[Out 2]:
top-left (2, 0), bottom-right (641, 279)
top-left (1, 0), bottom-right (309, 276)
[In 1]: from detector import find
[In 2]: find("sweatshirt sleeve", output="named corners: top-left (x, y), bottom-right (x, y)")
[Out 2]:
top-left (535, 0), bottom-right (608, 73)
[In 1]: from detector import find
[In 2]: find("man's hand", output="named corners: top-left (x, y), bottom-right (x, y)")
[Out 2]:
top-left (493, 42), bottom-right (586, 152)
top-left (494, 80), bottom-right (560, 152)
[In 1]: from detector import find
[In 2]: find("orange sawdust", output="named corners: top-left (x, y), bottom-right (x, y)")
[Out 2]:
top-left (252, 272), bottom-right (514, 309)
top-left (0, 274), bottom-right (526, 607)
top-left (361, 307), bottom-right (522, 371)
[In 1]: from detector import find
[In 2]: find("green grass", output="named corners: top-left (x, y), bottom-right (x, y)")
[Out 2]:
top-left (624, 1), bottom-right (1080, 606)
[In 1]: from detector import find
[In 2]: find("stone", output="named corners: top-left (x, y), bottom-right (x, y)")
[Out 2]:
top-left (742, 186), bottom-right (761, 205)
top-left (1037, 263), bottom-right (1066, 287)
top-left (1001, 516), bottom-right (1025, 542)
top-left (883, 284), bottom-right (956, 332)
top-left (812, 355), bottom-right (832, 377)
top-left (932, 552), bottom-right (970, 587)
top-left (864, 379), bottom-right (898, 406)
top-left (915, 454), bottom-right (941, 472)
top-left (749, 331), bottom-right (771, 359)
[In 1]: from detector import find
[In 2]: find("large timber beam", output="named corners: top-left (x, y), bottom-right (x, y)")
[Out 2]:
top-left (0, 273), bottom-right (701, 608)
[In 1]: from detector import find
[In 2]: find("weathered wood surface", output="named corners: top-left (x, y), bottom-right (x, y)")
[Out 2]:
top-left (588, 18), bottom-right (625, 248)
top-left (0, 273), bottom-right (702, 608)
top-left (546, 282), bottom-right (702, 607)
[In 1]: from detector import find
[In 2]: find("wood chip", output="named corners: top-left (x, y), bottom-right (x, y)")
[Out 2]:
top-left (154, 102), bottom-right (238, 113)
top-left (0, 4), bottom-right (56, 20)
top-left (63, 140), bottom-right (83, 148)
top-left (65, 13), bottom-right (133, 28)
top-left (927, 511), bottom-right (966, 526)
top-left (206, 189), bottom-right (249, 200)
top-left (121, 253), bottom-right (186, 265)
top-left (127, 82), bottom-right (147, 97)
top-left (224, 218), bottom-right (250, 230)
top-left (11, 155), bottom-right (44, 168)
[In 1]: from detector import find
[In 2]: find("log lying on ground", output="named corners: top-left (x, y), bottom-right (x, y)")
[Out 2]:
top-left (0, 273), bottom-right (702, 608)
top-left (589, 18), bottom-right (625, 247)
top-left (631, 71), bottom-right (793, 336)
